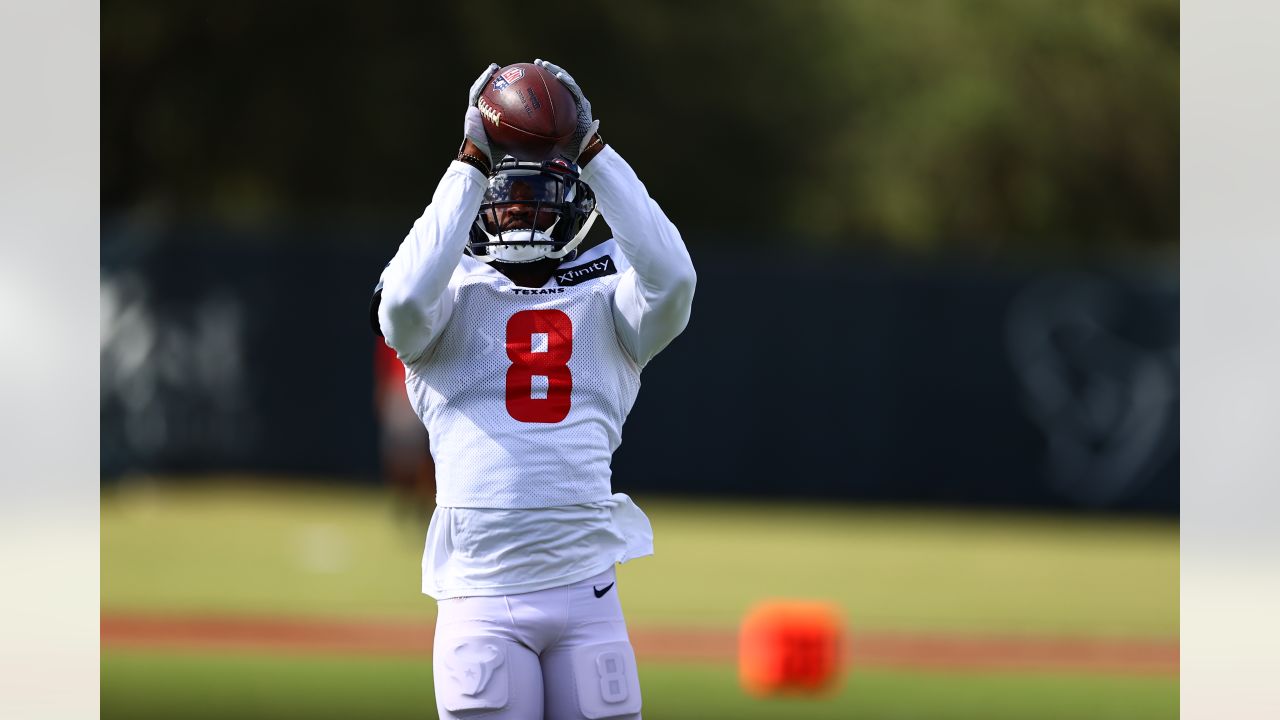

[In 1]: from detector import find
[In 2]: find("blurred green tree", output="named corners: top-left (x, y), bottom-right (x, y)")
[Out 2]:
top-left (102, 0), bottom-right (1177, 257)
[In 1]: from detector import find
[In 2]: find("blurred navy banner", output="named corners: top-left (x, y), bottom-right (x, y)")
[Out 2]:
top-left (102, 224), bottom-right (1177, 514)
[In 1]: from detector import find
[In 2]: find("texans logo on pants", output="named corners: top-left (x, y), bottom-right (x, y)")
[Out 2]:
top-left (445, 639), bottom-right (506, 696)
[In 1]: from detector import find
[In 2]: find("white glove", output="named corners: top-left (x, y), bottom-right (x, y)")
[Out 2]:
top-left (534, 58), bottom-right (601, 160)
top-left (463, 63), bottom-right (500, 162)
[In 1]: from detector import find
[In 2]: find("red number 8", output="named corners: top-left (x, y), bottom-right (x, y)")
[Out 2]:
top-left (505, 309), bottom-right (573, 423)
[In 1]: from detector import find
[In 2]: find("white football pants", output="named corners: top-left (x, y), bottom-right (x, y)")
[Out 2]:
top-left (432, 567), bottom-right (643, 720)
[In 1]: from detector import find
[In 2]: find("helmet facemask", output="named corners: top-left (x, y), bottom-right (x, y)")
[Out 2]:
top-left (467, 158), bottom-right (599, 264)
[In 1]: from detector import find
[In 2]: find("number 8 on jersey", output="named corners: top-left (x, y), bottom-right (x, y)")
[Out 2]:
top-left (505, 309), bottom-right (574, 423)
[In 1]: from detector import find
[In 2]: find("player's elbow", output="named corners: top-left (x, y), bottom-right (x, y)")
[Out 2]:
top-left (665, 224), bottom-right (697, 303)
top-left (669, 261), bottom-right (697, 319)
top-left (377, 285), bottom-right (430, 353)
top-left (378, 281), bottom-right (414, 328)
top-left (661, 265), bottom-right (696, 339)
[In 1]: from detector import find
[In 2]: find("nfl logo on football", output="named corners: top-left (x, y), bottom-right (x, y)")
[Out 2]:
top-left (491, 66), bottom-right (526, 93)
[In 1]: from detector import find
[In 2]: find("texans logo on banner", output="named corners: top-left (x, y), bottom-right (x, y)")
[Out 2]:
top-left (491, 67), bottom-right (526, 93)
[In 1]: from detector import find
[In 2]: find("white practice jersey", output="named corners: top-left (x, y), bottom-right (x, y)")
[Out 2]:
top-left (377, 146), bottom-right (695, 599)
top-left (407, 249), bottom-right (641, 508)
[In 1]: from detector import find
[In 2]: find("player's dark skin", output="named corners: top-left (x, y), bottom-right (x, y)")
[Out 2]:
top-left (461, 136), bottom-right (605, 289)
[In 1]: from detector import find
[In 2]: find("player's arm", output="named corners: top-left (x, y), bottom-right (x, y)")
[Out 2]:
top-left (581, 144), bottom-right (695, 366)
top-left (377, 65), bottom-right (501, 363)
top-left (535, 59), bottom-right (697, 367)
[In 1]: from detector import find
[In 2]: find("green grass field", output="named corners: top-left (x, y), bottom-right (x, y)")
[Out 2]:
top-left (101, 478), bottom-right (1179, 719)
top-left (103, 651), bottom-right (1177, 720)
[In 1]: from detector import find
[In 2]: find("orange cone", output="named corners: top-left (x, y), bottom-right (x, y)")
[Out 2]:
top-left (739, 600), bottom-right (844, 696)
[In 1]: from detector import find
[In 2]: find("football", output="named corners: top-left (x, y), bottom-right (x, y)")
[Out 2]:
top-left (477, 63), bottom-right (578, 162)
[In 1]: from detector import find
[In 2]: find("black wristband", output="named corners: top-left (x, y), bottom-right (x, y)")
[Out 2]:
top-left (455, 150), bottom-right (491, 176)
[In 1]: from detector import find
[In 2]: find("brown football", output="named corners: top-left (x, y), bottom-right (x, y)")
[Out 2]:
top-left (477, 63), bottom-right (578, 162)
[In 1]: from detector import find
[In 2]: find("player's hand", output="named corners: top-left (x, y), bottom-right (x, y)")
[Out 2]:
top-left (534, 58), bottom-right (600, 161)
top-left (464, 63), bottom-right (500, 162)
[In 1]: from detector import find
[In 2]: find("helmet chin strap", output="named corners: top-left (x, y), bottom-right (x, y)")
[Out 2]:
top-left (483, 229), bottom-right (557, 264)
top-left (553, 208), bottom-right (598, 257)
top-left (462, 226), bottom-right (555, 263)
top-left (469, 209), bottom-right (599, 264)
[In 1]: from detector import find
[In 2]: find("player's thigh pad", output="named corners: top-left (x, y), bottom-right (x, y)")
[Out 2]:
top-left (570, 641), bottom-right (642, 719)
top-left (435, 635), bottom-right (521, 715)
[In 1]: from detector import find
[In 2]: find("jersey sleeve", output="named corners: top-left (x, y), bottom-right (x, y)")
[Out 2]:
top-left (377, 160), bottom-right (488, 363)
top-left (580, 146), bottom-right (696, 367)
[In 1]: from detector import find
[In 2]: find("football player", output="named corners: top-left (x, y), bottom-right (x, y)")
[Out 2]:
top-left (371, 59), bottom-right (696, 720)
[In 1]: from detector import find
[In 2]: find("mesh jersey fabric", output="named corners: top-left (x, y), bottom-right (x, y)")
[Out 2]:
top-left (421, 493), bottom-right (654, 599)
top-left (406, 265), bottom-right (642, 509)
